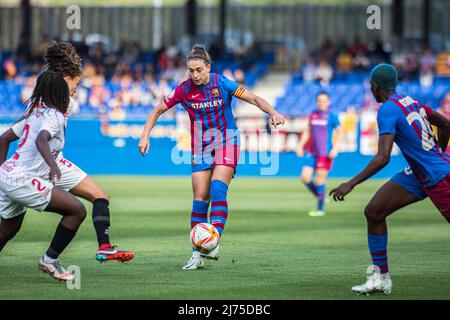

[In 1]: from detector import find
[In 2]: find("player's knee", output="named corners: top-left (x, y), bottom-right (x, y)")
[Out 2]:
top-left (300, 175), bottom-right (311, 183)
top-left (194, 193), bottom-right (210, 202)
top-left (72, 202), bottom-right (87, 223)
top-left (364, 202), bottom-right (386, 222)
top-left (93, 191), bottom-right (109, 203)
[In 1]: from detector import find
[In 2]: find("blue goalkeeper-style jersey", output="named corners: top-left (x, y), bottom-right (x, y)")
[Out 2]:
top-left (377, 93), bottom-right (450, 188)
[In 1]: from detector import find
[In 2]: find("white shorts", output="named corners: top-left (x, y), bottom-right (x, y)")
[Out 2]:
top-left (55, 158), bottom-right (87, 191)
top-left (0, 175), bottom-right (54, 220)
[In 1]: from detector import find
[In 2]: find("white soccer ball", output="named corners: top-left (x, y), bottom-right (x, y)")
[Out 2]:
top-left (190, 223), bottom-right (220, 254)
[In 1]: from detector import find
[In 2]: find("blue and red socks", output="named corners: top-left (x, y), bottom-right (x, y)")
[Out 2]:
top-left (190, 200), bottom-right (209, 229)
top-left (368, 233), bottom-right (389, 273)
top-left (209, 180), bottom-right (229, 236)
top-left (316, 184), bottom-right (326, 211)
top-left (304, 181), bottom-right (317, 196)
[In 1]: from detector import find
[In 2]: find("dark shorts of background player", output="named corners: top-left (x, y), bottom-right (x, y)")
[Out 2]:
top-left (391, 171), bottom-right (450, 222)
top-left (192, 143), bottom-right (240, 174)
top-left (303, 152), bottom-right (334, 171)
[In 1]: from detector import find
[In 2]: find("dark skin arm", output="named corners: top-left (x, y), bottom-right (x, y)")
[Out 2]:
top-left (35, 130), bottom-right (61, 183)
top-left (428, 109), bottom-right (450, 151)
top-left (329, 134), bottom-right (395, 201)
top-left (0, 129), bottom-right (19, 166)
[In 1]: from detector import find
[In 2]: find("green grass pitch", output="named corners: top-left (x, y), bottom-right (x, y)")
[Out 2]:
top-left (0, 176), bottom-right (448, 300)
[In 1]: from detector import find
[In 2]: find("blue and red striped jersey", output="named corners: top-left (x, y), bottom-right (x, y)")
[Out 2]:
top-left (377, 93), bottom-right (450, 188)
top-left (164, 73), bottom-right (244, 153)
top-left (305, 110), bottom-right (340, 157)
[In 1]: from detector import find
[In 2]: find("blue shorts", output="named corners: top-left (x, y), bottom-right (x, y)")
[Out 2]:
top-left (390, 168), bottom-right (427, 201)
top-left (302, 153), bottom-right (333, 171)
top-left (303, 153), bottom-right (316, 168)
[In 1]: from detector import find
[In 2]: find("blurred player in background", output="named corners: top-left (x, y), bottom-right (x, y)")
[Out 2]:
top-left (3, 41), bottom-right (134, 263)
top-left (0, 71), bottom-right (86, 281)
top-left (438, 92), bottom-right (450, 154)
top-left (297, 92), bottom-right (342, 217)
top-left (139, 44), bottom-right (285, 270)
top-left (330, 64), bottom-right (450, 295)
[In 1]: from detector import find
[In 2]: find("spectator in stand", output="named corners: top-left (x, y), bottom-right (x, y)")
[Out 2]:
top-left (156, 47), bottom-right (170, 73)
top-left (318, 39), bottom-right (336, 64)
top-left (348, 36), bottom-right (368, 57)
top-left (234, 68), bottom-right (246, 85)
top-left (222, 68), bottom-right (235, 81)
top-left (3, 58), bottom-right (18, 80)
top-left (352, 52), bottom-right (371, 71)
top-left (88, 75), bottom-right (110, 111)
top-left (403, 50), bottom-right (419, 81)
top-left (419, 48), bottom-right (436, 87)
top-left (336, 49), bottom-right (353, 72)
top-left (302, 58), bottom-right (317, 82)
top-left (315, 60), bottom-right (333, 85)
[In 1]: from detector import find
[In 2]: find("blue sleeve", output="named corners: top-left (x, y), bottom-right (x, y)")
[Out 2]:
top-left (219, 75), bottom-right (239, 96)
top-left (331, 113), bottom-right (340, 129)
top-left (377, 102), bottom-right (398, 135)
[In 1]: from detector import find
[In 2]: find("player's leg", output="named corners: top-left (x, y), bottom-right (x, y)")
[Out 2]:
top-left (300, 166), bottom-right (316, 196)
top-left (68, 175), bottom-right (134, 262)
top-left (191, 169), bottom-right (212, 228)
top-left (352, 178), bottom-right (423, 295)
top-left (0, 213), bottom-right (25, 252)
top-left (300, 153), bottom-right (317, 196)
top-left (182, 169), bottom-right (212, 270)
top-left (422, 174), bottom-right (450, 223)
top-left (194, 165), bottom-right (234, 261)
top-left (309, 168), bottom-right (329, 217)
top-left (38, 186), bottom-right (87, 281)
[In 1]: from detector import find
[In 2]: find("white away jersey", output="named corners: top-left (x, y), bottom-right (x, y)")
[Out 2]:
top-left (2, 106), bottom-right (65, 179)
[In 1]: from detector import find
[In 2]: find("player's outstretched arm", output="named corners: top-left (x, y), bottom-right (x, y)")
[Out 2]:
top-left (297, 125), bottom-right (310, 157)
top-left (36, 130), bottom-right (61, 183)
top-left (0, 129), bottom-right (19, 165)
top-left (329, 125), bottom-right (343, 159)
top-left (138, 102), bottom-right (169, 156)
top-left (427, 109), bottom-right (450, 151)
top-left (329, 134), bottom-right (395, 201)
top-left (238, 90), bottom-right (285, 128)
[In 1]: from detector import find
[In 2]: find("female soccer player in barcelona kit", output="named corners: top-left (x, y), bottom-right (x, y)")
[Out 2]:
top-left (297, 92), bottom-right (342, 217)
top-left (0, 71), bottom-right (86, 281)
top-left (1, 42), bottom-right (134, 263)
top-left (330, 64), bottom-right (450, 294)
top-left (139, 45), bottom-right (285, 270)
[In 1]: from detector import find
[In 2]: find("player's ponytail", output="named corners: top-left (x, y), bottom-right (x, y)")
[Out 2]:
top-left (187, 44), bottom-right (211, 65)
top-left (45, 41), bottom-right (82, 78)
top-left (19, 71), bottom-right (70, 122)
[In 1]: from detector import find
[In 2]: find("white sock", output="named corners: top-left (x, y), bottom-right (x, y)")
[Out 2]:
top-left (43, 254), bottom-right (58, 264)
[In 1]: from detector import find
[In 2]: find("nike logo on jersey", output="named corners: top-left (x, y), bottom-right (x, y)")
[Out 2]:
top-left (192, 94), bottom-right (200, 98)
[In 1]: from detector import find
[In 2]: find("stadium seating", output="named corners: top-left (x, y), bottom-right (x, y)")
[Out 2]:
top-left (275, 73), bottom-right (449, 117)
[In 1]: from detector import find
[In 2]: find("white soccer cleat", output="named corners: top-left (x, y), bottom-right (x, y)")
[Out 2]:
top-left (200, 244), bottom-right (220, 260)
top-left (182, 252), bottom-right (205, 270)
top-left (352, 266), bottom-right (393, 295)
top-left (308, 209), bottom-right (326, 217)
top-left (38, 256), bottom-right (74, 282)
